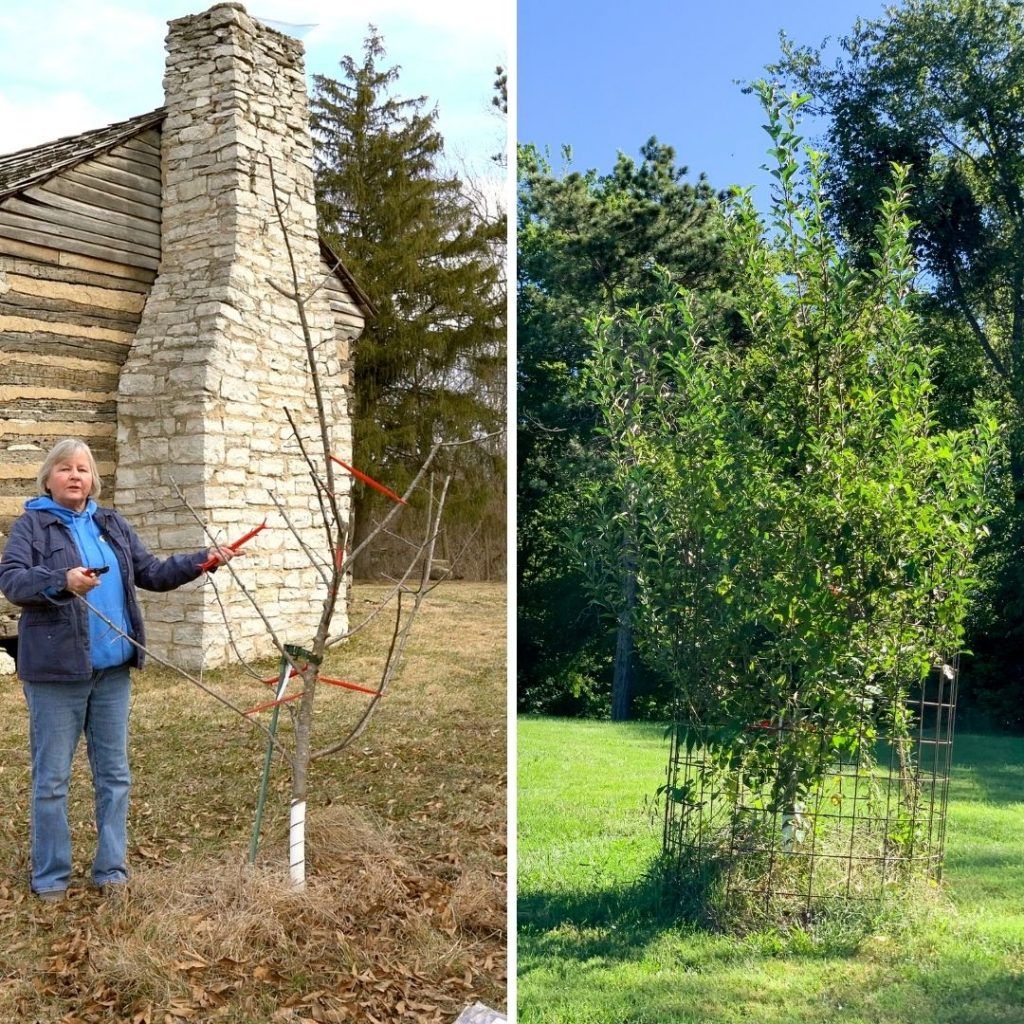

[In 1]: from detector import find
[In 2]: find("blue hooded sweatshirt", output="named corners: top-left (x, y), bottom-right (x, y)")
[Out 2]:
top-left (25, 496), bottom-right (134, 671)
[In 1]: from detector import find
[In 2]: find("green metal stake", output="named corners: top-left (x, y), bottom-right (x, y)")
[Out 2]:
top-left (249, 643), bottom-right (315, 862)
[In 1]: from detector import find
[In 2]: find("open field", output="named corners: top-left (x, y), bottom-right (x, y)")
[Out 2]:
top-left (0, 582), bottom-right (506, 1024)
top-left (518, 717), bottom-right (1024, 1024)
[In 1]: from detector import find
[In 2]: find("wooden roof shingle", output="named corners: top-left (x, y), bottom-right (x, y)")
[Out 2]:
top-left (0, 108), bottom-right (166, 202)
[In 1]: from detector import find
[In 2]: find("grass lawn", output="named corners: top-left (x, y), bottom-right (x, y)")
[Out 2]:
top-left (518, 717), bottom-right (1024, 1024)
top-left (0, 582), bottom-right (506, 1024)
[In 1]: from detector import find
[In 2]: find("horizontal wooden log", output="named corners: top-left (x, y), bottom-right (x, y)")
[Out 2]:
top-left (0, 314), bottom-right (133, 345)
top-left (24, 179), bottom-right (161, 236)
top-left (7, 193), bottom-right (161, 248)
top-left (111, 138), bottom-right (161, 170)
top-left (0, 234), bottom-right (60, 266)
top-left (0, 398), bottom-right (116, 422)
top-left (99, 148), bottom-right (161, 178)
top-left (0, 371), bottom-right (119, 397)
top-left (330, 307), bottom-right (363, 325)
top-left (0, 255), bottom-right (152, 294)
top-left (0, 205), bottom-right (161, 259)
top-left (0, 385), bottom-right (115, 403)
top-left (66, 166), bottom-right (162, 211)
top-left (87, 154), bottom-right (161, 197)
top-left (0, 420), bottom-right (114, 440)
top-left (0, 331), bottom-right (133, 365)
top-left (30, 175), bottom-right (161, 225)
top-left (0, 349), bottom-right (122, 377)
top-left (0, 292), bottom-right (141, 330)
top-left (0, 459), bottom-right (115, 479)
top-left (3, 272), bottom-right (147, 313)
top-left (59, 250), bottom-right (156, 283)
top-left (327, 296), bottom-right (362, 312)
top-left (122, 132), bottom-right (161, 158)
top-left (0, 237), bottom-right (156, 282)
top-left (0, 295), bottom-right (141, 333)
top-left (0, 221), bottom-right (158, 272)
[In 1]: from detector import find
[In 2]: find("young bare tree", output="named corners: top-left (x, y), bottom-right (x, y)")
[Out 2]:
top-left (80, 157), bottom-right (494, 889)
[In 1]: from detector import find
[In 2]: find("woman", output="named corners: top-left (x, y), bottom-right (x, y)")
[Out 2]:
top-left (0, 438), bottom-right (239, 901)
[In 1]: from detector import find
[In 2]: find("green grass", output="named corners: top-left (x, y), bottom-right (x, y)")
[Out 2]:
top-left (518, 717), bottom-right (1024, 1024)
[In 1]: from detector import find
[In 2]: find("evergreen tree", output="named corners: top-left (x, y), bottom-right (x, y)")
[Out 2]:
top-left (518, 140), bottom-right (736, 717)
top-left (311, 31), bottom-right (506, 573)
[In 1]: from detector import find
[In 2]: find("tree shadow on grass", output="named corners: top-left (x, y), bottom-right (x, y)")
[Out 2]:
top-left (520, 870), bottom-right (1024, 1024)
top-left (519, 855), bottom-right (875, 971)
top-left (949, 733), bottom-right (1024, 806)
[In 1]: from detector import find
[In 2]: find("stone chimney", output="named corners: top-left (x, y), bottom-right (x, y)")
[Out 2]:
top-left (117, 3), bottom-right (349, 669)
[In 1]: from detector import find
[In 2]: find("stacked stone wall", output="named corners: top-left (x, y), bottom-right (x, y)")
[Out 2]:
top-left (117, 3), bottom-right (351, 668)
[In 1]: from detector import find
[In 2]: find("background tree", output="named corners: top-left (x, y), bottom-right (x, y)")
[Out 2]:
top-left (517, 140), bottom-right (736, 717)
top-left (773, 0), bottom-right (1024, 729)
top-left (311, 30), bottom-right (506, 579)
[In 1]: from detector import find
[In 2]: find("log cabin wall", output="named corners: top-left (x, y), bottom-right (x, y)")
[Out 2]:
top-left (0, 121), bottom-right (164, 639)
top-left (0, 3), bottom-right (369, 664)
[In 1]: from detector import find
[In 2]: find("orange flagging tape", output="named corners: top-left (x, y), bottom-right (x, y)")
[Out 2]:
top-left (318, 675), bottom-right (384, 697)
top-left (329, 455), bottom-right (407, 505)
top-left (243, 690), bottom-right (304, 716)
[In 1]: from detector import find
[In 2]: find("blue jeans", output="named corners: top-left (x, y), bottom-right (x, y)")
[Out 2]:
top-left (23, 665), bottom-right (132, 893)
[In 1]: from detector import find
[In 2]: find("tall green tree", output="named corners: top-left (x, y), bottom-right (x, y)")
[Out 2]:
top-left (586, 86), bottom-right (998, 839)
top-left (518, 140), bottom-right (735, 717)
top-left (311, 31), bottom-right (505, 572)
top-left (773, 0), bottom-right (1024, 728)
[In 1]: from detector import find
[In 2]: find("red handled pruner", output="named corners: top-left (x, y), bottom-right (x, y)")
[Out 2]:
top-left (198, 519), bottom-right (268, 571)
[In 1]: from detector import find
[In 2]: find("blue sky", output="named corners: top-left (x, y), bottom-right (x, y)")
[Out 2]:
top-left (0, 1), bottom-right (506, 191)
top-left (518, 0), bottom-right (889, 202)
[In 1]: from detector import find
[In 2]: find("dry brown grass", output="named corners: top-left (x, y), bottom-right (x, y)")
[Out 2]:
top-left (0, 581), bottom-right (506, 1023)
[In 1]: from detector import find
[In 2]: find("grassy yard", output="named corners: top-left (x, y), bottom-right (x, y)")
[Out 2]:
top-left (0, 582), bottom-right (506, 1024)
top-left (518, 717), bottom-right (1024, 1024)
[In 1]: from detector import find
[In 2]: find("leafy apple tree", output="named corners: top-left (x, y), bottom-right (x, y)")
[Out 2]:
top-left (581, 85), bottom-right (999, 847)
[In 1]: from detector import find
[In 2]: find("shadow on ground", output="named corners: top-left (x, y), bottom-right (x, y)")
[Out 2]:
top-left (949, 734), bottom-right (1024, 806)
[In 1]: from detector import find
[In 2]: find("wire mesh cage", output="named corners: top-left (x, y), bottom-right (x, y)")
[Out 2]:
top-left (662, 656), bottom-right (959, 920)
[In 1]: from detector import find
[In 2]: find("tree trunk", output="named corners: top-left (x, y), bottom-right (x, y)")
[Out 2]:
top-left (290, 690), bottom-right (314, 891)
top-left (611, 557), bottom-right (636, 721)
top-left (1010, 432), bottom-right (1024, 508)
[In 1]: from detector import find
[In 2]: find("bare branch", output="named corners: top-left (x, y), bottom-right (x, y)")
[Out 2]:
top-left (170, 479), bottom-right (294, 665)
top-left (325, 495), bottom-right (449, 646)
top-left (75, 593), bottom-right (292, 760)
top-left (421, 520), bottom-right (482, 597)
top-left (203, 566), bottom-right (276, 684)
top-left (303, 252), bottom-right (345, 306)
top-left (267, 488), bottom-right (333, 590)
top-left (312, 475), bottom-right (452, 760)
top-left (268, 157), bottom-right (339, 502)
top-left (283, 405), bottom-right (342, 560)
top-left (336, 430), bottom-right (499, 579)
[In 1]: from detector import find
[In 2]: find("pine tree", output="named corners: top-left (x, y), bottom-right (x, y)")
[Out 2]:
top-left (310, 31), bottom-right (506, 574)
top-left (518, 140), bottom-right (736, 718)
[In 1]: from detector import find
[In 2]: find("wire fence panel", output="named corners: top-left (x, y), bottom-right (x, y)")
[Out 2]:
top-left (662, 657), bottom-right (958, 921)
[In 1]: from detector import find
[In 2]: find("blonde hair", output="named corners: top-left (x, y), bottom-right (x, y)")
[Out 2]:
top-left (36, 438), bottom-right (102, 500)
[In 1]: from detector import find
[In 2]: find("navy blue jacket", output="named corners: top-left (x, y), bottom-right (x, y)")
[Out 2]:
top-left (0, 505), bottom-right (207, 682)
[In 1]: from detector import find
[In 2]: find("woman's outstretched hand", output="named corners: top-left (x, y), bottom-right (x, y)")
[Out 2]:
top-left (205, 545), bottom-right (244, 569)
